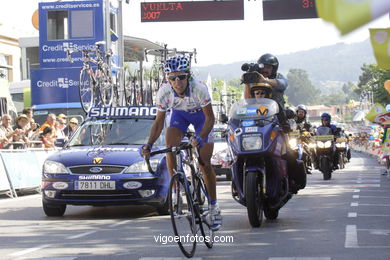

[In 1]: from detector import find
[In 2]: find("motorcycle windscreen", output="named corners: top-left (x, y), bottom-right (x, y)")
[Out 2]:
top-left (316, 126), bottom-right (333, 136)
top-left (229, 98), bottom-right (279, 120)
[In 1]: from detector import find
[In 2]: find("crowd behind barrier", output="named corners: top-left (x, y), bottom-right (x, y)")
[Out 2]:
top-left (0, 108), bottom-right (79, 198)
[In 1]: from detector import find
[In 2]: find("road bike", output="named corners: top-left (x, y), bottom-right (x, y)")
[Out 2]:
top-left (145, 134), bottom-right (214, 258)
top-left (66, 41), bottom-right (114, 113)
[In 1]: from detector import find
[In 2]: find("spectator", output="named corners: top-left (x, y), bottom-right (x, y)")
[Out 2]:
top-left (57, 113), bottom-right (67, 123)
top-left (64, 117), bottom-right (78, 137)
top-left (381, 124), bottom-right (390, 176)
top-left (56, 118), bottom-right (67, 139)
top-left (39, 127), bottom-right (55, 148)
top-left (13, 114), bottom-right (30, 149)
top-left (39, 113), bottom-right (57, 138)
top-left (0, 114), bottom-right (22, 149)
top-left (23, 107), bottom-right (39, 136)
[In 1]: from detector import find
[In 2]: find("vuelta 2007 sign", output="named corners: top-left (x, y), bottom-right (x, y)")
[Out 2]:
top-left (140, 0), bottom-right (244, 22)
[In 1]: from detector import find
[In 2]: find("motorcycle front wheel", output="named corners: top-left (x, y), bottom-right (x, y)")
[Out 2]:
top-left (321, 157), bottom-right (332, 180)
top-left (245, 171), bottom-right (264, 227)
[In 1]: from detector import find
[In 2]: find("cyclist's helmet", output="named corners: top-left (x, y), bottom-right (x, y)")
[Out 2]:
top-left (250, 82), bottom-right (273, 98)
top-left (296, 104), bottom-right (307, 114)
top-left (321, 112), bottom-right (331, 122)
top-left (257, 53), bottom-right (279, 79)
top-left (164, 56), bottom-right (190, 73)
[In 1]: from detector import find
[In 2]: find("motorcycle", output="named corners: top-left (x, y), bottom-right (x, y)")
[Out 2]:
top-left (226, 98), bottom-right (305, 227)
top-left (335, 137), bottom-right (348, 169)
top-left (288, 130), bottom-right (313, 174)
top-left (315, 126), bottom-right (335, 180)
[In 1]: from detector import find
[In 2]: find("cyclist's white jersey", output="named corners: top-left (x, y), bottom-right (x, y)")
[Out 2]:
top-left (156, 79), bottom-right (211, 112)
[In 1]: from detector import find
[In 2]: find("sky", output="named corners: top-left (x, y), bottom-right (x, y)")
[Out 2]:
top-left (0, 0), bottom-right (389, 66)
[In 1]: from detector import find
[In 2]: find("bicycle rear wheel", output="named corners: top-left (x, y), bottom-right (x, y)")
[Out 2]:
top-left (79, 69), bottom-right (93, 113)
top-left (169, 173), bottom-right (197, 258)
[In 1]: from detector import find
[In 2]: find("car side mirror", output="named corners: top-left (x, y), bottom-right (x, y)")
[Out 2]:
top-left (285, 109), bottom-right (295, 119)
top-left (55, 138), bottom-right (66, 147)
top-left (220, 113), bottom-right (228, 124)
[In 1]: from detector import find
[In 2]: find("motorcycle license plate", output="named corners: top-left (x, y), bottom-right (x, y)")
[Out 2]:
top-left (75, 181), bottom-right (115, 190)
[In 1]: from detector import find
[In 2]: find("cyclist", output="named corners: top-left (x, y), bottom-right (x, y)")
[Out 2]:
top-left (141, 56), bottom-right (222, 231)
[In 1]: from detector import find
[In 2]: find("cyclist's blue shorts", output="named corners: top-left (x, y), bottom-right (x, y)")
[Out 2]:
top-left (169, 109), bottom-right (214, 143)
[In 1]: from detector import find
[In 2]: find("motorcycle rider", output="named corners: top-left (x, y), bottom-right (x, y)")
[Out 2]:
top-left (295, 104), bottom-right (312, 132)
top-left (243, 53), bottom-right (290, 131)
top-left (317, 113), bottom-right (339, 169)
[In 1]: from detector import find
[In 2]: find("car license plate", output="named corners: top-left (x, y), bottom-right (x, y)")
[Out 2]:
top-left (75, 181), bottom-right (115, 190)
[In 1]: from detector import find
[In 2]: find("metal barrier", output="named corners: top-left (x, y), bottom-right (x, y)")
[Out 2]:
top-left (0, 148), bottom-right (56, 198)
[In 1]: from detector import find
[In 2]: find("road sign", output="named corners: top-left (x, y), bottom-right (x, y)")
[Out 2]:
top-left (141, 0), bottom-right (244, 22)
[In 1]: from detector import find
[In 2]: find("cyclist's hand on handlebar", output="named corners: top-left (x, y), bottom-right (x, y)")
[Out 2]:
top-left (190, 135), bottom-right (204, 148)
top-left (140, 144), bottom-right (152, 159)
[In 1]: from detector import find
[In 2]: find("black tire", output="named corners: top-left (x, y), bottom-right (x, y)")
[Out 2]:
top-left (226, 171), bottom-right (232, 181)
top-left (321, 157), bottom-right (332, 180)
top-left (264, 206), bottom-right (279, 220)
top-left (245, 171), bottom-right (264, 227)
top-left (156, 198), bottom-right (169, 215)
top-left (43, 202), bottom-right (66, 217)
top-left (339, 153), bottom-right (344, 169)
top-left (196, 181), bottom-right (214, 249)
top-left (169, 174), bottom-right (196, 258)
top-left (79, 69), bottom-right (93, 113)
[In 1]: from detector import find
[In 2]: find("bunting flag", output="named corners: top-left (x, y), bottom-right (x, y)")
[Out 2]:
top-left (370, 28), bottom-right (390, 69)
top-left (316, 0), bottom-right (390, 35)
top-left (365, 103), bottom-right (390, 125)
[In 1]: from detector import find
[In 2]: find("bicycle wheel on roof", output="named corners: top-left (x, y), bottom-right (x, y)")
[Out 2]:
top-left (79, 69), bottom-right (94, 113)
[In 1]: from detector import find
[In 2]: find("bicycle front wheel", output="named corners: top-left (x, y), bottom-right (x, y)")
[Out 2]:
top-left (196, 178), bottom-right (214, 249)
top-left (169, 173), bottom-right (197, 258)
top-left (79, 69), bottom-right (93, 113)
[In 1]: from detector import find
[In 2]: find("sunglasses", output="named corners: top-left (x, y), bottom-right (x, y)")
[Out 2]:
top-left (168, 74), bottom-right (188, 81)
top-left (254, 90), bottom-right (266, 95)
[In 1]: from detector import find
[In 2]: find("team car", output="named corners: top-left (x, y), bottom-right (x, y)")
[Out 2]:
top-left (41, 106), bottom-right (169, 217)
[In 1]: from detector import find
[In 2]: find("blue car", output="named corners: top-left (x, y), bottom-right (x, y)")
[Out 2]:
top-left (41, 106), bottom-right (169, 216)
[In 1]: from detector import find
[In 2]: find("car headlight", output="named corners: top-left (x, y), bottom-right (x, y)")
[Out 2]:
top-left (289, 138), bottom-right (297, 148)
top-left (124, 159), bottom-right (159, 173)
top-left (43, 160), bottom-right (68, 174)
top-left (317, 141), bottom-right (325, 148)
top-left (324, 141), bottom-right (332, 148)
top-left (242, 136), bottom-right (262, 150)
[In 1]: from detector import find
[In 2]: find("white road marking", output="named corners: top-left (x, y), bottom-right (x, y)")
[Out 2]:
top-left (66, 231), bottom-right (96, 239)
top-left (140, 258), bottom-right (202, 260)
top-left (109, 220), bottom-right (130, 228)
top-left (353, 189), bottom-right (360, 192)
top-left (268, 256), bottom-right (332, 260)
top-left (351, 202), bottom-right (359, 207)
top-left (348, 212), bottom-right (357, 217)
top-left (353, 195), bottom-right (359, 199)
top-left (345, 225), bottom-right (358, 248)
top-left (8, 244), bottom-right (51, 257)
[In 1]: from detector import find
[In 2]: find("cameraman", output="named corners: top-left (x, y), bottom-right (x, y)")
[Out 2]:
top-left (243, 53), bottom-right (288, 109)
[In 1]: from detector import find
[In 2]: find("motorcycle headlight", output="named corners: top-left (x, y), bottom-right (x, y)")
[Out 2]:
top-left (242, 136), bottom-right (262, 151)
top-left (324, 141), bottom-right (332, 148)
top-left (309, 143), bottom-right (316, 148)
top-left (43, 160), bottom-right (68, 174)
top-left (317, 141), bottom-right (325, 148)
top-left (341, 142), bottom-right (346, 147)
top-left (289, 138), bottom-right (297, 148)
top-left (124, 159), bottom-right (159, 173)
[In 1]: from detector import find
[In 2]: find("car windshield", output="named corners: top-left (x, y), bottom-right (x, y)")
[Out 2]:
top-left (229, 98), bottom-right (279, 120)
top-left (67, 119), bottom-right (164, 147)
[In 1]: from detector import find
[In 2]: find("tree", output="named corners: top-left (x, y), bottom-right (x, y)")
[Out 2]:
top-left (342, 82), bottom-right (359, 102)
top-left (285, 69), bottom-right (321, 106)
top-left (355, 64), bottom-right (390, 106)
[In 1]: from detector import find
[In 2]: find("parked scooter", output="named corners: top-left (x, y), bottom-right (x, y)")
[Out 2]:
top-left (226, 98), bottom-right (305, 227)
top-left (315, 126), bottom-right (335, 180)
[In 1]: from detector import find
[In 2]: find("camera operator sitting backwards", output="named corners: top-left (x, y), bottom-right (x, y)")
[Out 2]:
top-left (242, 53), bottom-right (290, 131)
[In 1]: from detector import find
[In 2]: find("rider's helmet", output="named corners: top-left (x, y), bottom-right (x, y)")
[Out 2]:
top-left (250, 82), bottom-right (272, 98)
top-left (164, 56), bottom-right (190, 73)
top-left (321, 112), bottom-right (331, 123)
top-left (296, 104), bottom-right (307, 115)
top-left (257, 53), bottom-right (279, 79)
